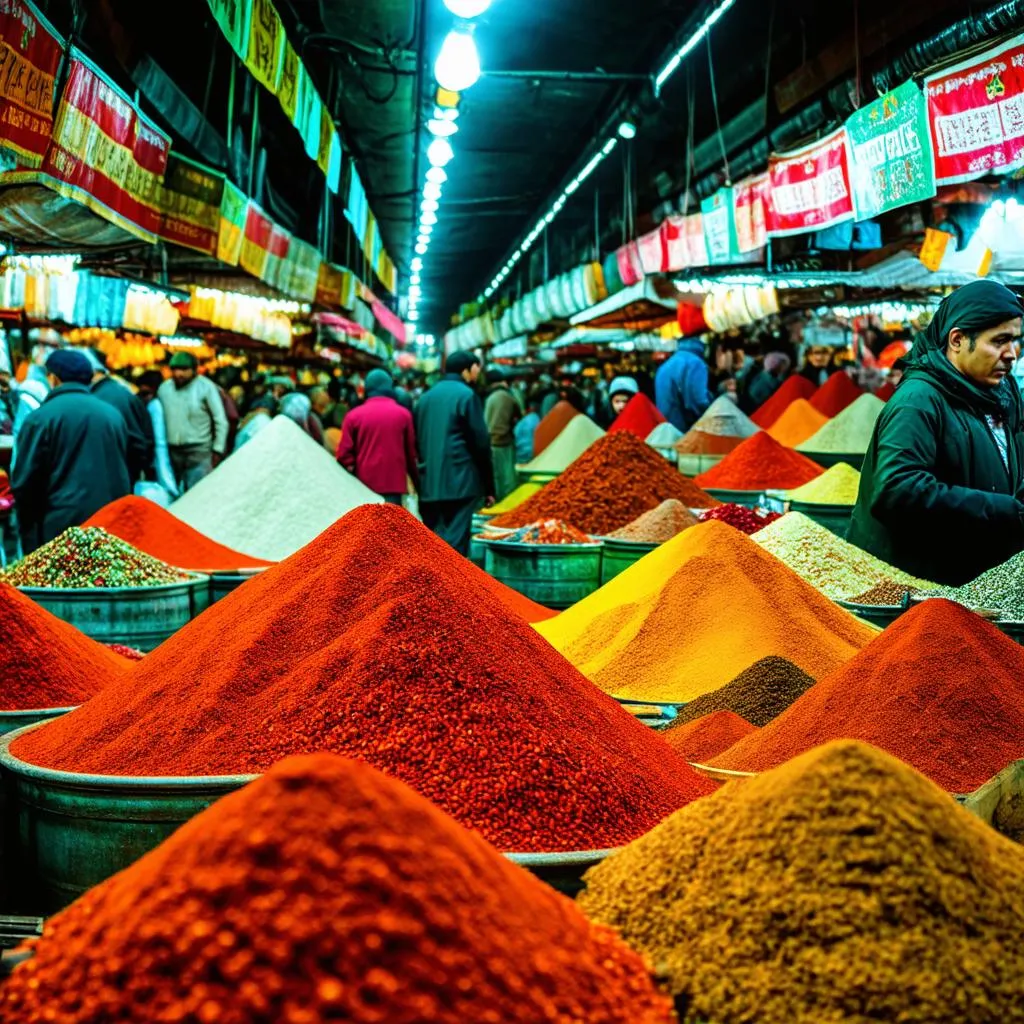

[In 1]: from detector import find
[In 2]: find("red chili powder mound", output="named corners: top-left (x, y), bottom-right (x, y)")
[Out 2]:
top-left (0, 583), bottom-right (126, 710)
top-left (663, 710), bottom-right (758, 763)
top-left (492, 432), bottom-right (720, 534)
top-left (2, 754), bottom-right (674, 1024)
top-left (750, 375), bottom-right (817, 428)
top-left (533, 399), bottom-right (579, 456)
top-left (83, 495), bottom-right (273, 572)
top-left (810, 371), bottom-right (865, 418)
top-left (711, 599), bottom-right (1024, 792)
top-left (14, 504), bottom-right (714, 851)
top-left (675, 430), bottom-right (745, 456)
top-left (694, 431), bottom-right (824, 491)
top-left (608, 392), bottom-right (666, 439)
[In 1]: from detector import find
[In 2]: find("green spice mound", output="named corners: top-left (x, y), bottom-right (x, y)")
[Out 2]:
top-left (928, 549), bottom-right (1024, 620)
top-left (578, 740), bottom-right (1024, 1024)
top-left (3, 527), bottom-right (189, 589)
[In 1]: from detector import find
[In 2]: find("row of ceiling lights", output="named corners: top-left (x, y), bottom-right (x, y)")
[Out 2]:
top-left (408, 0), bottom-right (490, 326)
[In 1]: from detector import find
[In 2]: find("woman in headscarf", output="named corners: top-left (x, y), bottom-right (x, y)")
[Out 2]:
top-left (278, 392), bottom-right (325, 446)
top-left (849, 280), bottom-right (1024, 585)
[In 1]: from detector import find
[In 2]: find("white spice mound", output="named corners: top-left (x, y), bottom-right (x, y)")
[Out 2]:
top-left (690, 396), bottom-right (760, 438)
top-left (521, 415), bottom-right (605, 473)
top-left (170, 416), bottom-right (382, 560)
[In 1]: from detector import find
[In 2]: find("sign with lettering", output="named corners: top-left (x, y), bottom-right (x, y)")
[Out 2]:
top-left (732, 173), bottom-right (769, 253)
top-left (767, 128), bottom-right (855, 237)
top-left (157, 153), bottom-right (224, 256)
top-left (245, 0), bottom-right (283, 93)
top-left (205, 0), bottom-right (251, 60)
top-left (701, 187), bottom-right (738, 264)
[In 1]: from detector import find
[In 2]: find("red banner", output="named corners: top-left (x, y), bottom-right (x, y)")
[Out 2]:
top-left (925, 36), bottom-right (1024, 185)
top-left (239, 201), bottom-right (277, 280)
top-left (636, 226), bottom-right (667, 274)
top-left (733, 173), bottom-right (770, 253)
top-left (766, 129), bottom-right (854, 237)
top-left (39, 52), bottom-right (171, 242)
top-left (663, 214), bottom-right (709, 271)
top-left (0, 1), bottom-right (62, 167)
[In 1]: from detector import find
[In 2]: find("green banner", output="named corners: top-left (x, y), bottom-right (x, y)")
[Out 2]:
top-left (217, 179), bottom-right (248, 267)
top-left (206, 0), bottom-right (251, 60)
top-left (847, 80), bottom-right (935, 220)
top-left (701, 187), bottom-right (738, 265)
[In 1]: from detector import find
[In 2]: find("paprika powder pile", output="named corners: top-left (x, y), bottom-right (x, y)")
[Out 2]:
top-left (711, 600), bottom-right (1024, 791)
top-left (578, 740), bottom-right (1024, 1024)
top-left (84, 496), bottom-right (273, 572)
top-left (694, 431), bottom-right (824, 491)
top-left (3, 754), bottom-right (675, 1024)
top-left (809, 371), bottom-right (865, 417)
top-left (662, 710), bottom-right (757, 763)
top-left (491, 432), bottom-right (720, 535)
top-left (750, 374), bottom-right (817, 428)
top-left (533, 400), bottom-right (580, 456)
top-left (608, 393), bottom-right (665, 439)
top-left (0, 583), bottom-right (125, 710)
top-left (14, 505), bottom-right (714, 851)
top-left (535, 521), bottom-right (874, 703)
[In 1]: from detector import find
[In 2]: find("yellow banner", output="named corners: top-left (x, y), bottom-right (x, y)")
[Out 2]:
top-left (317, 106), bottom-right (333, 178)
top-left (245, 0), bottom-right (284, 93)
top-left (277, 39), bottom-right (299, 122)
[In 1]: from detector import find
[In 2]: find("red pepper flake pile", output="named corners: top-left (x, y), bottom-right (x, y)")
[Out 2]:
top-left (105, 644), bottom-right (146, 662)
top-left (809, 371), bottom-right (865, 417)
top-left (492, 432), bottom-right (720, 535)
top-left (699, 503), bottom-right (781, 535)
top-left (750, 375), bottom-right (817, 428)
top-left (15, 504), bottom-right (714, 852)
top-left (711, 599), bottom-right (1024, 792)
top-left (695, 431), bottom-right (824, 491)
top-left (0, 583), bottom-right (125, 711)
top-left (2, 527), bottom-right (189, 589)
top-left (2, 754), bottom-right (675, 1024)
top-left (662, 709), bottom-right (758, 763)
top-left (84, 495), bottom-right (273, 572)
top-left (486, 519), bottom-right (595, 544)
top-left (608, 393), bottom-right (666, 439)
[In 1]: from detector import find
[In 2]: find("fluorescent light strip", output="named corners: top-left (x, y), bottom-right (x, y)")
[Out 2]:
top-left (655, 0), bottom-right (736, 90)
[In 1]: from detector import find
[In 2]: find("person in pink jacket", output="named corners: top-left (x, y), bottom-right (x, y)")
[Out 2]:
top-left (336, 370), bottom-right (419, 504)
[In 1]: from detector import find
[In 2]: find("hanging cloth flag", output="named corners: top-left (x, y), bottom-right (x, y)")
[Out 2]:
top-left (206, 0), bottom-right (252, 61)
top-left (277, 39), bottom-right (300, 123)
top-left (732, 174), bottom-right (770, 253)
top-left (245, 0), bottom-right (284, 93)
top-left (701, 187), bottom-right (738, 264)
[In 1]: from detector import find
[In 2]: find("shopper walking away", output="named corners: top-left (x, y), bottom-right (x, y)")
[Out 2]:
top-left (12, 350), bottom-right (131, 552)
top-left (136, 370), bottom-right (180, 503)
top-left (515, 395), bottom-right (541, 464)
top-left (157, 352), bottom-right (229, 492)
top-left (484, 366), bottom-right (521, 500)
top-left (337, 369), bottom-right (419, 504)
top-left (415, 351), bottom-right (494, 555)
top-left (655, 336), bottom-right (714, 432)
top-left (86, 349), bottom-right (154, 484)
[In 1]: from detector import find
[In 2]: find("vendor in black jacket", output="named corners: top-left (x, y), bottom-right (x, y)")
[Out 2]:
top-left (849, 280), bottom-right (1024, 586)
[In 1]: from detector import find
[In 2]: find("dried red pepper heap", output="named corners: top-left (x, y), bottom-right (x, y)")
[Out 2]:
top-left (15, 504), bottom-right (713, 851)
top-left (809, 371), bottom-right (865, 417)
top-left (492, 431), bottom-right (720, 535)
top-left (695, 431), bottom-right (824, 491)
top-left (750, 374), bottom-right (817, 428)
top-left (712, 599), bottom-right (1024, 792)
top-left (2, 755), bottom-right (674, 1024)
top-left (0, 583), bottom-right (126, 711)
top-left (608, 393), bottom-right (665, 439)
top-left (699, 502), bottom-right (781, 535)
top-left (84, 496), bottom-right (273, 572)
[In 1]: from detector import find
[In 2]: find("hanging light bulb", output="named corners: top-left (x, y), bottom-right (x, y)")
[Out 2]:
top-left (421, 210), bottom-right (438, 226)
top-left (408, 310), bottom-right (420, 322)
top-left (411, 257), bottom-right (423, 271)
top-left (424, 182), bottom-right (442, 201)
top-left (421, 198), bottom-right (439, 213)
top-left (443, 0), bottom-right (491, 16)
top-left (435, 30), bottom-right (481, 92)
top-left (427, 138), bottom-right (455, 167)
top-left (415, 242), bottom-right (428, 255)
top-left (426, 167), bottom-right (448, 184)
top-left (409, 284), bottom-right (422, 298)
top-left (410, 273), bottom-right (421, 285)
top-left (420, 222), bottom-right (434, 235)
top-left (618, 121), bottom-right (637, 140)
top-left (427, 118), bottom-right (459, 138)
top-left (417, 234), bottom-right (432, 247)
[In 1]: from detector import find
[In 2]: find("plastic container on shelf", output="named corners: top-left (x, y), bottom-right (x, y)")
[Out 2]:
top-left (482, 539), bottom-right (602, 610)
top-left (600, 538), bottom-right (658, 585)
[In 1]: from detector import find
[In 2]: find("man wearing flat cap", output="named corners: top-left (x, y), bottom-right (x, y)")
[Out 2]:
top-left (11, 349), bottom-right (131, 552)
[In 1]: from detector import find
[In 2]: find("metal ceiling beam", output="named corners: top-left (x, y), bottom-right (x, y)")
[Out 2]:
top-left (482, 70), bottom-right (652, 83)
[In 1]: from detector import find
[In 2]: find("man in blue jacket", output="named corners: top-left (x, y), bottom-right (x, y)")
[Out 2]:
top-left (655, 336), bottom-right (713, 432)
top-left (415, 351), bottom-right (494, 556)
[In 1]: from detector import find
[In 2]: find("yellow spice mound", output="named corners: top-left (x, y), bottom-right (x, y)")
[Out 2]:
top-left (787, 461), bottom-right (861, 504)
top-left (535, 520), bottom-right (874, 702)
top-left (479, 482), bottom-right (544, 516)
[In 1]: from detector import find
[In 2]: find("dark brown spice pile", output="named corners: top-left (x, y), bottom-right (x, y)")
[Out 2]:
top-left (668, 656), bottom-right (816, 728)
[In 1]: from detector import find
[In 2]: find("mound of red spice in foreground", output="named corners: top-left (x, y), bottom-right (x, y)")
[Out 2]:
top-left (694, 431), bottom-right (823, 491)
top-left (2, 755), bottom-right (674, 1024)
top-left (711, 600), bottom-right (1024, 791)
top-left (663, 710), bottom-right (758, 763)
top-left (608, 393), bottom-right (665, 439)
top-left (0, 584), bottom-right (126, 710)
top-left (84, 496), bottom-right (273, 571)
top-left (492, 432), bottom-right (720, 534)
top-left (15, 505), bottom-right (713, 851)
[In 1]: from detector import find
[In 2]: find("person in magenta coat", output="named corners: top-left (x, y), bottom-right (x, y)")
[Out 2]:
top-left (336, 369), bottom-right (419, 503)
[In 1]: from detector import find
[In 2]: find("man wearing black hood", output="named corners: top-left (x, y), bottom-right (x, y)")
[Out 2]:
top-left (849, 280), bottom-right (1024, 586)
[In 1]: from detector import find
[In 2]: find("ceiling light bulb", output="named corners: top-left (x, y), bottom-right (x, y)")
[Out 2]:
top-left (408, 311), bottom-right (419, 322)
top-left (427, 118), bottom-right (459, 138)
top-left (421, 210), bottom-right (438, 226)
top-left (410, 273), bottom-right (421, 285)
top-left (415, 242), bottom-right (428, 255)
top-left (421, 198), bottom-right (439, 213)
top-left (424, 182), bottom-right (442, 200)
top-left (417, 234), bottom-right (431, 246)
top-left (443, 0), bottom-right (491, 17)
top-left (409, 284), bottom-right (422, 297)
top-left (435, 30), bottom-right (481, 92)
top-left (411, 257), bottom-right (423, 271)
top-left (426, 167), bottom-right (448, 184)
top-left (618, 121), bottom-right (637, 140)
top-left (427, 138), bottom-right (455, 167)
top-left (420, 223), bottom-right (434, 235)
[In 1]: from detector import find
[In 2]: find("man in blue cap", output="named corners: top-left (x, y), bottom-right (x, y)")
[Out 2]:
top-left (850, 280), bottom-right (1024, 585)
top-left (11, 349), bottom-right (131, 552)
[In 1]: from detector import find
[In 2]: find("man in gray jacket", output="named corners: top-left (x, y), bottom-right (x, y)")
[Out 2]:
top-left (157, 352), bottom-right (229, 492)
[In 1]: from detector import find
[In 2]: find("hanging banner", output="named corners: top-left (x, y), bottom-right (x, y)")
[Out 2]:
top-left (317, 106), bottom-right (334, 179)
top-left (847, 80), bottom-right (935, 218)
top-left (33, 52), bottom-right (171, 243)
top-left (733, 173), bottom-right (769, 253)
top-left (239, 201), bottom-right (275, 279)
top-left (346, 165), bottom-right (369, 243)
top-left (701, 187), bottom-right (738, 264)
top-left (217, 180), bottom-right (247, 266)
top-left (277, 39), bottom-right (299, 123)
top-left (269, 234), bottom-right (319, 302)
top-left (767, 128), bottom-right (855, 237)
top-left (297, 75), bottom-right (321, 161)
top-left (316, 262), bottom-right (346, 308)
top-left (0, 1), bottom-right (63, 169)
top-left (206, 0), bottom-right (251, 60)
top-left (157, 154), bottom-right (225, 256)
top-left (637, 226), bottom-right (666, 274)
top-left (245, 0), bottom-right (284, 93)
top-left (925, 36), bottom-right (1024, 185)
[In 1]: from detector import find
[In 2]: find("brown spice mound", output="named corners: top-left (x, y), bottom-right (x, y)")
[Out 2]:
top-left (609, 500), bottom-right (699, 543)
top-left (492, 432), bottom-right (720, 535)
top-left (662, 709), bottom-right (757, 763)
top-left (675, 431), bottom-right (744, 456)
top-left (669, 656), bottom-right (816, 728)
top-left (850, 579), bottom-right (915, 606)
top-left (578, 740), bottom-right (1024, 1024)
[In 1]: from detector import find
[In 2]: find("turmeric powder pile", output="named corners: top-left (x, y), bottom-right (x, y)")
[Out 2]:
top-left (578, 740), bottom-right (1024, 1024)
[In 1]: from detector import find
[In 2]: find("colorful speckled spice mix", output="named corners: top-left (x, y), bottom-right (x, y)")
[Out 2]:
top-left (698, 503), bottom-right (780, 535)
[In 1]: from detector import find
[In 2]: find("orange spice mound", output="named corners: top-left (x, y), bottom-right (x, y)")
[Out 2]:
top-left (695, 431), bottom-right (824, 491)
top-left (533, 400), bottom-right (580, 456)
top-left (675, 430), bottom-right (745, 456)
top-left (84, 496), bottom-right (273, 572)
top-left (663, 709), bottom-right (758, 763)
top-left (766, 399), bottom-right (829, 448)
top-left (750, 375), bottom-right (817, 428)
top-left (2, 755), bottom-right (675, 1024)
top-left (492, 432), bottom-right (720, 534)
